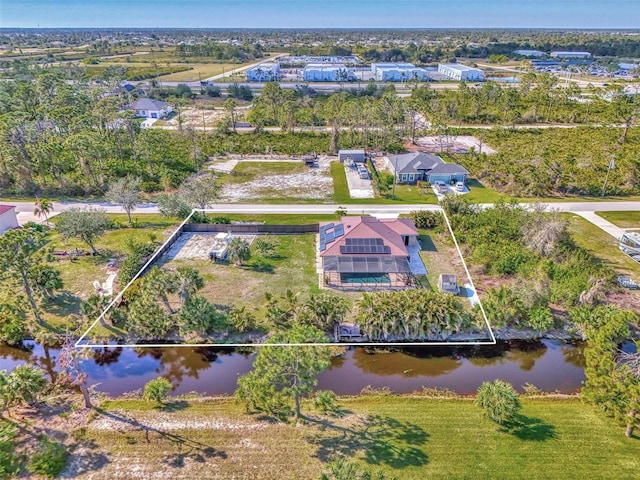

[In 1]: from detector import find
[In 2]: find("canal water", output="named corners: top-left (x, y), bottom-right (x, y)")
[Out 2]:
top-left (0, 340), bottom-right (589, 396)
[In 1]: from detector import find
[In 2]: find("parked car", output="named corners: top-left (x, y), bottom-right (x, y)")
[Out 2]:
top-left (434, 181), bottom-right (448, 194)
top-left (358, 167), bottom-right (369, 179)
top-left (455, 181), bottom-right (465, 192)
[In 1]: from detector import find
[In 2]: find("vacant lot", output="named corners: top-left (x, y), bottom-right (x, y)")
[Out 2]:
top-left (67, 396), bottom-right (640, 480)
top-left (155, 63), bottom-right (248, 82)
top-left (215, 158), bottom-right (334, 202)
top-left (40, 214), bottom-right (178, 329)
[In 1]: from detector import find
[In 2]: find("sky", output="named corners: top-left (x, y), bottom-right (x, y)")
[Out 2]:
top-left (0, 0), bottom-right (637, 29)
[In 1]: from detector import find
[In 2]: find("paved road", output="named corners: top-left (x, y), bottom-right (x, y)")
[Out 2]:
top-left (10, 200), bottom-right (640, 217)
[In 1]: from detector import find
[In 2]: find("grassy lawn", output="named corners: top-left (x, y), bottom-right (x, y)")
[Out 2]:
top-left (154, 63), bottom-right (248, 82)
top-left (566, 214), bottom-right (640, 278)
top-left (75, 396), bottom-right (640, 480)
top-left (595, 211), bottom-right (640, 229)
top-left (207, 213), bottom-right (341, 224)
top-left (331, 161), bottom-right (351, 203)
top-left (417, 228), bottom-right (463, 291)
top-left (464, 178), bottom-right (507, 203)
top-left (161, 234), bottom-right (322, 318)
top-left (330, 161), bottom-right (438, 205)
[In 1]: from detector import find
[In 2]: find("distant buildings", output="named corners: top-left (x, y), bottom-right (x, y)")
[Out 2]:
top-left (437, 64), bottom-right (484, 81)
top-left (371, 62), bottom-right (430, 82)
top-left (303, 63), bottom-right (355, 82)
top-left (550, 51), bottom-right (592, 59)
top-left (245, 62), bottom-right (281, 82)
top-left (129, 98), bottom-right (172, 119)
top-left (283, 55), bottom-right (360, 66)
top-left (0, 205), bottom-right (18, 235)
top-left (513, 49), bottom-right (545, 57)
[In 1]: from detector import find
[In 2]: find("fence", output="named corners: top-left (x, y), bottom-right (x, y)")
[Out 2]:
top-left (183, 223), bottom-right (319, 234)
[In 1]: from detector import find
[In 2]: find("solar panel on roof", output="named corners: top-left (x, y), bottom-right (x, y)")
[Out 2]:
top-left (334, 224), bottom-right (344, 237)
top-left (320, 242), bottom-right (326, 251)
top-left (326, 231), bottom-right (335, 242)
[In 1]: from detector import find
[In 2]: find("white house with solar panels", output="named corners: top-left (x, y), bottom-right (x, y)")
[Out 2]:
top-left (371, 62), bottom-right (430, 82)
top-left (437, 64), bottom-right (484, 81)
top-left (303, 63), bottom-right (355, 82)
top-left (318, 216), bottom-right (419, 289)
top-left (246, 62), bottom-right (281, 82)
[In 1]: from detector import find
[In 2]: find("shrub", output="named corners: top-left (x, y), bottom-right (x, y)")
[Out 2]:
top-left (409, 210), bottom-right (442, 229)
top-left (314, 390), bottom-right (341, 416)
top-left (28, 437), bottom-right (67, 479)
top-left (143, 377), bottom-right (172, 403)
top-left (527, 306), bottom-right (555, 331)
top-left (0, 422), bottom-right (19, 478)
top-left (476, 380), bottom-right (521, 425)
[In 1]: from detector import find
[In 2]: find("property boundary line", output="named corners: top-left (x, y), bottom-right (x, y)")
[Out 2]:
top-left (76, 207), bottom-right (496, 348)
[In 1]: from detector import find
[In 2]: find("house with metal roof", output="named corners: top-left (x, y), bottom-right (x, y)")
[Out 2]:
top-left (319, 216), bottom-right (419, 289)
top-left (129, 98), bottom-right (173, 119)
top-left (384, 152), bottom-right (469, 184)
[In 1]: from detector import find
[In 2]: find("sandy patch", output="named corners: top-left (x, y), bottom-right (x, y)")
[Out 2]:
top-left (219, 156), bottom-right (334, 202)
top-left (414, 135), bottom-right (497, 155)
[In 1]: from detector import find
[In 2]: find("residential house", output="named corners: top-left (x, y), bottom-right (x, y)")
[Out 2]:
top-left (438, 274), bottom-right (460, 295)
top-left (319, 216), bottom-right (419, 289)
top-left (385, 152), bottom-right (469, 185)
top-left (129, 98), bottom-right (173, 119)
top-left (0, 205), bottom-right (19, 234)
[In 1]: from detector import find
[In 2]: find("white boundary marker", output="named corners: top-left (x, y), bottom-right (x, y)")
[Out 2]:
top-left (76, 207), bottom-right (496, 348)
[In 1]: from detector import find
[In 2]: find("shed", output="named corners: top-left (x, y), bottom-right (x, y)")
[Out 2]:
top-left (438, 274), bottom-right (460, 295)
top-left (338, 149), bottom-right (366, 163)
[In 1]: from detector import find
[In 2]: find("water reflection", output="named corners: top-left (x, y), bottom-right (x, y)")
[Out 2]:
top-left (0, 340), bottom-right (586, 396)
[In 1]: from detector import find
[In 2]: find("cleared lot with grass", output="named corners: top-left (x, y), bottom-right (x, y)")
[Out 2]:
top-left (73, 396), bottom-right (640, 480)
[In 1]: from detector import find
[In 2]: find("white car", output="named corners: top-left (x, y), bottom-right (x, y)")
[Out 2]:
top-left (455, 182), bottom-right (465, 192)
top-left (434, 181), bottom-right (448, 194)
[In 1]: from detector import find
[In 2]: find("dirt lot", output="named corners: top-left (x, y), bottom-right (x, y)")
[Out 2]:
top-left (210, 155), bottom-right (334, 202)
top-left (413, 135), bottom-right (497, 155)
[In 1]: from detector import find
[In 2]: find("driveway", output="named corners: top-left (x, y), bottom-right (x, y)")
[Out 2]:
top-left (343, 163), bottom-right (374, 199)
top-left (573, 211), bottom-right (625, 239)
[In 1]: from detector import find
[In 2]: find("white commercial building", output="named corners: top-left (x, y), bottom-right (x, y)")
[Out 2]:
top-left (245, 62), bottom-right (281, 82)
top-left (550, 51), bottom-right (592, 59)
top-left (371, 62), bottom-right (429, 82)
top-left (437, 64), bottom-right (485, 81)
top-left (302, 63), bottom-right (355, 82)
top-left (0, 205), bottom-right (18, 234)
top-left (513, 49), bottom-right (545, 57)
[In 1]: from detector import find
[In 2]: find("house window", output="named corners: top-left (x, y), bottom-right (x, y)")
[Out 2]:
top-left (408, 174), bottom-right (415, 182)
top-left (151, 112), bottom-right (157, 118)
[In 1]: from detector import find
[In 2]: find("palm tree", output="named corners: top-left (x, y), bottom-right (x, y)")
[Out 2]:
top-left (227, 237), bottom-right (251, 267)
top-left (33, 197), bottom-right (54, 224)
top-left (173, 267), bottom-right (204, 306)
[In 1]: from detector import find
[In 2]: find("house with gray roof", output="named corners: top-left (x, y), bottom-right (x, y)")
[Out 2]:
top-left (129, 98), bottom-right (173, 119)
top-left (384, 152), bottom-right (469, 185)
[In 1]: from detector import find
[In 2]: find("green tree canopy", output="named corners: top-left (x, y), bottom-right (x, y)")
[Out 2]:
top-left (236, 325), bottom-right (331, 421)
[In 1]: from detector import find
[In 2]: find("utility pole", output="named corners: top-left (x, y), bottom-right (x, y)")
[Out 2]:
top-left (601, 155), bottom-right (615, 197)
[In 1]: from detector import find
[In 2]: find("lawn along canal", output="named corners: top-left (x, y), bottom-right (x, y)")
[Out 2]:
top-left (0, 340), bottom-right (592, 396)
